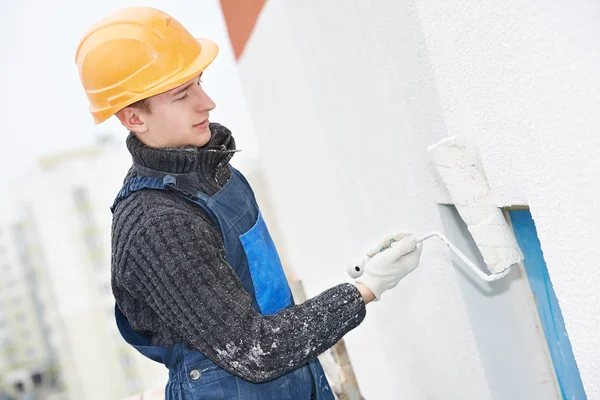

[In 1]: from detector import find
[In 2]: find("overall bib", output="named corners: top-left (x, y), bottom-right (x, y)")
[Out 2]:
top-left (111, 165), bottom-right (334, 400)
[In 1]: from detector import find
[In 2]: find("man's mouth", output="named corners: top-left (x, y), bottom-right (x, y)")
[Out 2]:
top-left (194, 119), bottom-right (209, 129)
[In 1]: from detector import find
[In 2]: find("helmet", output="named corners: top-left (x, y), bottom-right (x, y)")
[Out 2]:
top-left (75, 6), bottom-right (218, 124)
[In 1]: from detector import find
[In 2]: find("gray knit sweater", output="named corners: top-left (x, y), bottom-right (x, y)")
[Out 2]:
top-left (111, 123), bottom-right (366, 383)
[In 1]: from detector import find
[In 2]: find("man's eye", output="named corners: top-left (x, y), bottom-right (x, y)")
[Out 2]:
top-left (176, 93), bottom-right (188, 101)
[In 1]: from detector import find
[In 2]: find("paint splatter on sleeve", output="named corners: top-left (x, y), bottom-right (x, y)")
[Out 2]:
top-left (115, 208), bottom-right (366, 383)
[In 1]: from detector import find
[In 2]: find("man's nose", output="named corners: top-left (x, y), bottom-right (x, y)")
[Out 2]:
top-left (195, 86), bottom-right (216, 112)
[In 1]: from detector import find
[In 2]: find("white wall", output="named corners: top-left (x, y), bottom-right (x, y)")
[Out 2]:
top-left (415, 2), bottom-right (600, 397)
top-left (238, 2), bottom-right (490, 398)
top-left (438, 205), bottom-right (558, 400)
top-left (237, 0), bottom-right (597, 398)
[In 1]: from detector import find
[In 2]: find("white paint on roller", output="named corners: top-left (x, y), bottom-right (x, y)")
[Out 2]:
top-left (428, 136), bottom-right (523, 273)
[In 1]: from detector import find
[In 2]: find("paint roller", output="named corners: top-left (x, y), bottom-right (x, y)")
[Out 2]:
top-left (348, 135), bottom-right (524, 282)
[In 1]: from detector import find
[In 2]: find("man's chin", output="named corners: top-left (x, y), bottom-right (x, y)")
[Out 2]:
top-left (194, 129), bottom-right (212, 147)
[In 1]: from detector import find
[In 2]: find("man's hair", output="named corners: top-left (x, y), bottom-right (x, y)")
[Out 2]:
top-left (129, 97), bottom-right (151, 114)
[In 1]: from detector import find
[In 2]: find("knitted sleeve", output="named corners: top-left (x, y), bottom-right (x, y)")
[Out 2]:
top-left (117, 210), bottom-right (366, 383)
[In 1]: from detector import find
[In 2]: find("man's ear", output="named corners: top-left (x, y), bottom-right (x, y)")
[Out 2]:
top-left (116, 108), bottom-right (149, 134)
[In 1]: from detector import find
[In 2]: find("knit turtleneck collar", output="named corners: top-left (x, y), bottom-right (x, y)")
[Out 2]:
top-left (126, 122), bottom-right (238, 196)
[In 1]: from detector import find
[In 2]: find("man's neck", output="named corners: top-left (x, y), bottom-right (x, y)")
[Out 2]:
top-left (126, 122), bottom-right (237, 196)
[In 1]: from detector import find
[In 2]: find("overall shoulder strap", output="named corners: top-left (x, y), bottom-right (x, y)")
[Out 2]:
top-left (111, 175), bottom-right (220, 230)
top-left (110, 175), bottom-right (176, 213)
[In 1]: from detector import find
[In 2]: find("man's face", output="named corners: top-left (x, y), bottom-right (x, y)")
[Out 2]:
top-left (119, 74), bottom-right (216, 148)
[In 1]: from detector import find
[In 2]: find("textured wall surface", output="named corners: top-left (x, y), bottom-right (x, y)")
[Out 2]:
top-left (236, 0), bottom-right (599, 398)
top-left (415, 1), bottom-right (600, 397)
top-left (238, 1), bottom-right (490, 398)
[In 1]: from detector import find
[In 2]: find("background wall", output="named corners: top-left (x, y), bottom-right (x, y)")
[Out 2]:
top-left (416, 2), bottom-right (600, 397)
top-left (235, 0), bottom-right (598, 398)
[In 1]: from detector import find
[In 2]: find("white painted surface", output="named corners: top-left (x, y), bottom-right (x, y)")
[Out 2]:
top-left (237, 0), bottom-right (596, 398)
top-left (238, 2), bottom-right (491, 398)
top-left (415, 2), bottom-right (600, 397)
top-left (439, 205), bottom-right (559, 400)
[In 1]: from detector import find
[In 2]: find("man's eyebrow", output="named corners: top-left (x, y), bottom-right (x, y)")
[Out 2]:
top-left (171, 81), bottom-right (195, 97)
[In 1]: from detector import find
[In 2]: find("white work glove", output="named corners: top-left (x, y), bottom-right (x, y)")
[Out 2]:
top-left (346, 232), bottom-right (411, 279)
top-left (348, 233), bottom-right (423, 300)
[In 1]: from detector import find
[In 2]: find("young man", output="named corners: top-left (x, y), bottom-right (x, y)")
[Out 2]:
top-left (75, 6), bottom-right (423, 400)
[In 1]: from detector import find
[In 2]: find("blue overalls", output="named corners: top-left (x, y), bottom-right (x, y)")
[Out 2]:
top-left (110, 165), bottom-right (334, 400)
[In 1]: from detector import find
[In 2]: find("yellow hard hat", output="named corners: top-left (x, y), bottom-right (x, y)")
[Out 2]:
top-left (75, 6), bottom-right (219, 124)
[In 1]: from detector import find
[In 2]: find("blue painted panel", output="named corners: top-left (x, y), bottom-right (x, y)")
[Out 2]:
top-left (509, 210), bottom-right (587, 400)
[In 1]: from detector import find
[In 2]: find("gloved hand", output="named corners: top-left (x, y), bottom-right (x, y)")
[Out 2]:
top-left (346, 232), bottom-right (413, 278)
top-left (350, 234), bottom-right (423, 300)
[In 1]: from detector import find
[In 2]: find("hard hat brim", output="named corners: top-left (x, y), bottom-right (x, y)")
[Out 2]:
top-left (91, 38), bottom-right (219, 124)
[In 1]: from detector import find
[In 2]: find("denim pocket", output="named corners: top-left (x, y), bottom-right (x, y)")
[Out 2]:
top-left (185, 358), bottom-right (232, 387)
top-left (239, 212), bottom-right (292, 315)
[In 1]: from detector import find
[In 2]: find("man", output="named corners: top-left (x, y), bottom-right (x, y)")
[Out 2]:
top-left (75, 6), bottom-right (423, 400)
